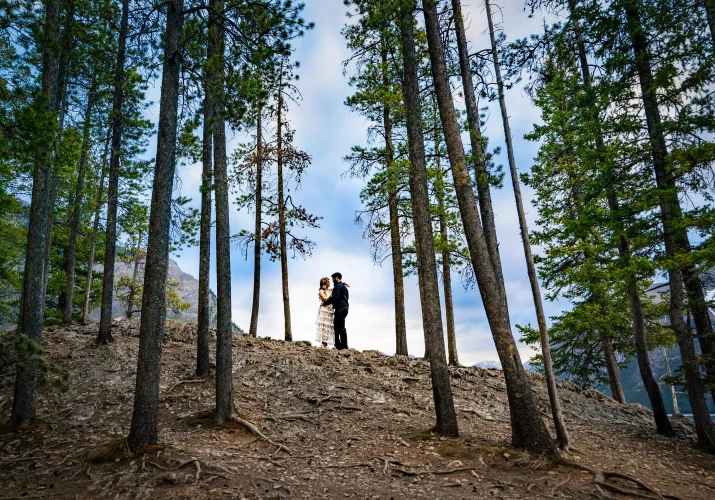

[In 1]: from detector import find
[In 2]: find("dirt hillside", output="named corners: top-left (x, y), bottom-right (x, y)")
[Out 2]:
top-left (1, 320), bottom-right (714, 499)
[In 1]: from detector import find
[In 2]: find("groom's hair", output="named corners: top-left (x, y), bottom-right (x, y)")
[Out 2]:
top-left (331, 272), bottom-right (342, 279)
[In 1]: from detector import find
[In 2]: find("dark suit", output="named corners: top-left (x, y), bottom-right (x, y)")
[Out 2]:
top-left (324, 282), bottom-right (349, 349)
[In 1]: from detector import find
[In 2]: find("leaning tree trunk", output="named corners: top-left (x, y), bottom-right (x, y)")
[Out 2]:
top-left (277, 81), bottom-right (292, 342)
top-left (196, 72), bottom-right (214, 378)
top-left (398, 0), bottom-right (458, 437)
top-left (381, 39), bottom-right (408, 356)
top-left (623, 0), bottom-right (715, 452)
top-left (97, 0), bottom-right (130, 345)
top-left (600, 330), bottom-right (626, 403)
top-left (62, 87), bottom-right (96, 324)
top-left (248, 103), bottom-right (263, 338)
top-left (9, 0), bottom-right (61, 427)
top-left (482, 0), bottom-right (570, 448)
top-left (211, 0), bottom-right (233, 424)
top-left (450, 0), bottom-right (505, 305)
top-left (81, 133), bottom-right (110, 324)
top-left (126, 0), bottom-right (184, 454)
top-left (422, 0), bottom-right (553, 452)
top-left (568, 0), bottom-right (673, 436)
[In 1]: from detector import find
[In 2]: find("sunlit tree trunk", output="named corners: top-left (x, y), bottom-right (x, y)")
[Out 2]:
top-left (249, 103), bottom-right (262, 338)
top-left (277, 72), bottom-right (292, 342)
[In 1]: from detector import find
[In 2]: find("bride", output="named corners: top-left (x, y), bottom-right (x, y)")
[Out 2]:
top-left (315, 277), bottom-right (334, 347)
top-left (315, 277), bottom-right (349, 347)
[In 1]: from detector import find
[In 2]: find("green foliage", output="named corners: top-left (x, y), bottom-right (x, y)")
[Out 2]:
top-left (0, 332), bottom-right (68, 393)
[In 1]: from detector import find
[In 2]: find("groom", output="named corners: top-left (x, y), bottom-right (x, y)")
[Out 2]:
top-left (323, 272), bottom-right (349, 350)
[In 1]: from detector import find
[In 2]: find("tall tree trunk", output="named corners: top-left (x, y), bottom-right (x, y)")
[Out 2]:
top-left (381, 39), bottom-right (408, 356)
top-left (482, 0), bottom-right (570, 448)
top-left (211, 0), bottom-right (233, 424)
top-left (196, 88), bottom-right (213, 378)
top-left (62, 87), bottom-right (96, 324)
top-left (248, 104), bottom-right (262, 338)
top-left (9, 0), bottom-right (61, 427)
top-left (422, 0), bottom-right (553, 451)
top-left (450, 0), bottom-right (505, 305)
top-left (125, 238), bottom-right (143, 319)
top-left (277, 78), bottom-right (292, 342)
top-left (702, 0), bottom-right (715, 47)
top-left (81, 134), bottom-right (110, 324)
top-left (42, 0), bottom-right (74, 310)
top-left (398, 0), bottom-right (458, 437)
top-left (623, 0), bottom-right (715, 452)
top-left (97, 0), bottom-right (130, 345)
top-left (435, 170), bottom-right (458, 366)
top-left (126, 0), bottom-right (184, 454)
top-left (568, 0), bottom-right (673, 436)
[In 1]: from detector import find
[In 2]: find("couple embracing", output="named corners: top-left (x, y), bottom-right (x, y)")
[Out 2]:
top-left (315, 272), bottom-right (349, 350)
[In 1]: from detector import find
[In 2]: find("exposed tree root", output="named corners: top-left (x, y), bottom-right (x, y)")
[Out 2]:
top-left (558, 458), bottom-right (680, 500)
top-left (164, 379), bottom-right (205, 394)
top-left (86, 437), bottom-right (130, 463)
top-left (231, 413), bottom-right (291, 455)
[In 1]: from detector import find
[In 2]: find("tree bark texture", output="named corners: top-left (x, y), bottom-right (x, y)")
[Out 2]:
top-left (423, 0), bottom-right (553, 451)
top-left (623, 0), bottom-right (715, 452)
top-left (196, 84), bottom-right (214, 378)
top-left (62, 88), bottom-right (95, 324)
top-left (398, 0), bottom-right (458, 437)
top-left (97, 0), bottom-right (130, 345)
top-left (381, 39), bottom-right (408, 356)
top-left (483, 0), bottom-right (570, 448)
top-left (10, 0), bottom-right (61, 427)
top-left (248, 104), bottom-right (262, 338)
top-left (211, 0), bottom-right (234, 424)
top-left (702, 0), bottom-right (715, 47)
top-left (277, 84), bottom-right (293, 342)
top-left (127, 0), bottom-right (184, 453)
top-left (450, 0), bottom-right (505, 305)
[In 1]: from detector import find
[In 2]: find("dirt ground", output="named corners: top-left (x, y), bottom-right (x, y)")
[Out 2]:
top-left (1, 319), bottom-right (714, 499)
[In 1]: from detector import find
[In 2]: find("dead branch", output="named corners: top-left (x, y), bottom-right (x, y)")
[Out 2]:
top-left (193, 460), bottom-right (201, 483)
top-left (320, 463), bottom-right (373, 469)
top-left (232, 415), bottom-right (291, 455)
top-left (391, 466), bottom-right (476, 477)
top-left (164, 379), bottom-right (204, 394)
top-left (145, 459), bottom-right (198, 472)
top-left (0, 456), bottom-right (37, 468)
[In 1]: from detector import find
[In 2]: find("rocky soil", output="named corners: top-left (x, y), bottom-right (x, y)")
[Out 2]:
top-left (1, 319), bottom-right (714, 499)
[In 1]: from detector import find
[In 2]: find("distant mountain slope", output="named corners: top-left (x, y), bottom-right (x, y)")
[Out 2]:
top-left (89, 259), bottom-right (218, 326)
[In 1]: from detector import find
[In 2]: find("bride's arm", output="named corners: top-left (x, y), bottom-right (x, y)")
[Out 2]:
top-left (318, 289), bottom-right (330, 302)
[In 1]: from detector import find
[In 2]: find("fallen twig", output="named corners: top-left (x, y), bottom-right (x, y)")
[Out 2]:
top-left (391, 466), bottom-right (476, 477)
top-left (0, 456), bottom-right (37, 468)
top-left (146, 459), bottom-right (198, 472)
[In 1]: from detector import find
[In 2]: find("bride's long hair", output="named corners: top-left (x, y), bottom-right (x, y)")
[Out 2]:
top-left (319, 277), bottom-right (330, 290)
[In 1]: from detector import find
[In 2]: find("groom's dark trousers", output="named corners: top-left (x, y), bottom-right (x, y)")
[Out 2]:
top-left (334, 308), bottom-right (348, 350)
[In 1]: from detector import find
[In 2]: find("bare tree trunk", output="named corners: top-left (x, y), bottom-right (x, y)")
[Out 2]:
top-left (450, 0), bottom-right (505, 304)
top-left (196, 79), bottom-right (213, 378)
top-left (277, 78), bottom-right (292, 342)
top-left (422, 0), bottom-right (553, 452)
top-left (662, 347), bottom-right (681, 415)
top-left (126, 0), bottom-right (184, 454)
top-left (97, 0), bottom-right (130, 345)
top-left (567, 0), bottom-right (673, 436)
top-left (125, 237), bottom-right (143, 319)
top-left (482, 0), bottom-right (570, 448)
top-left (623, 0), bottom-right (715, 452)
top-left (398, 0), bottom-right (458, 437)
top-left (211, 0), bottom-right (233, 423)
top-left (62, 87), bottom-right (96, 324)
top-left (249, 103), bottom-right (262, 338)
top-left (81, 134), bottom-right (110, 324)
top-left (10, 0), bottom-right (61, 427)
top-left (381, 39), bottom-right (408, 356)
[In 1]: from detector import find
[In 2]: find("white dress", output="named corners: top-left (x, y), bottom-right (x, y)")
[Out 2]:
top-left (315, 289), bottom-right (335, 346)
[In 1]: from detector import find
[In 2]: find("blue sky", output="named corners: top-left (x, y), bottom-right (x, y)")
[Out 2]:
top-left (167, 0), bottom-right (569, 366)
